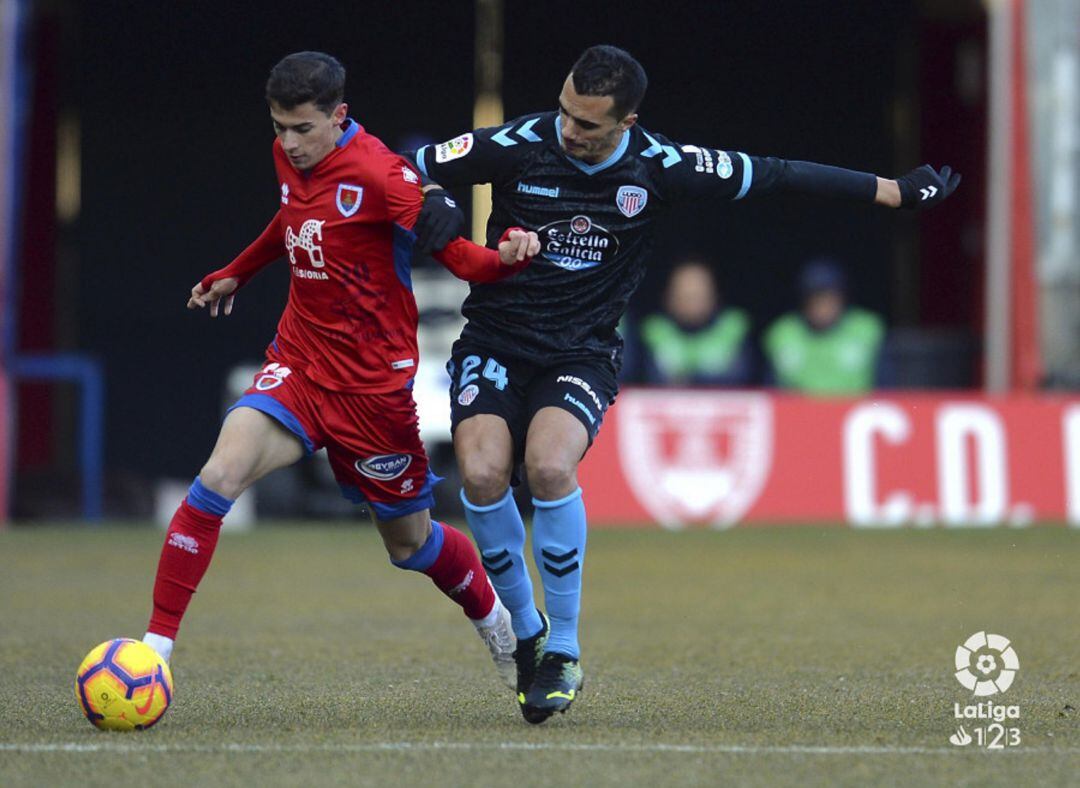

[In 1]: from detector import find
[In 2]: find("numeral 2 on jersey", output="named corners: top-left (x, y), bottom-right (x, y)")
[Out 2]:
top-left (460, 355), bottom-right (508, 391)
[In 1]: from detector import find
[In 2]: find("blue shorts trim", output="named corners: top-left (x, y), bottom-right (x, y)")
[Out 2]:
top-left (339, 468), bottom-right (442, 520)
top-left (229, 393), bottom-right (315, 454)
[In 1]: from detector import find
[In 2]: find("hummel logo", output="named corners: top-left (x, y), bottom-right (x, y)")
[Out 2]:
top-left (920, 185), bottom-right (938, 201)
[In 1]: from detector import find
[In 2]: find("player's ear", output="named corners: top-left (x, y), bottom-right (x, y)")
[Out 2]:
top-left (332, 102), bottom-right (348, 124)
top-left (619, 113), bottom-right (638, 132)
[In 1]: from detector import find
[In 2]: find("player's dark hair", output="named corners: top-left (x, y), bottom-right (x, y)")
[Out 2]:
top-left (570, 45), bottom-right (647, 119)
top-left (266, 51), bottom-right (345, 114)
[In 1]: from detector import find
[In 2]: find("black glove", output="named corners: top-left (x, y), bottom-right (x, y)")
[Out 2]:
top-left (413, 188), bottom-right (465, 253)
top-left (896, 164), bottom-right (961, 209)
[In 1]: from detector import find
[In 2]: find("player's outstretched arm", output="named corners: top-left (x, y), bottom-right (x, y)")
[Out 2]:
top-left (751, 159), bottom-right (961, 208)
top-left (665, 135), bottom-right (960, 211)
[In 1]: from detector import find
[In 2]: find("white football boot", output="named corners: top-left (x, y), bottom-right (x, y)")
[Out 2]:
top-left (473, 595), bottom-right (517, 690)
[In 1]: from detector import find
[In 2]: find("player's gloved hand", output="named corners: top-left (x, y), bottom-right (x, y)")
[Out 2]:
top-left (896, 164), bottom-right (961, 209)
top-left (189, 276), bottom-right (239, 317)
top-left (498, 229), bottom-right (540, 265)
top-left (414, 188), bottom-right (465, 253)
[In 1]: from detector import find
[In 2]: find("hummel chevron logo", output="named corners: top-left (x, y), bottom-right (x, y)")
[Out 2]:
top-left (482, 549), bottom-right (513, 576)
top-left (492, 118), bottom-right (542, 147)
top-left (640, 131), bottom-right (681, 168)
top-left (920, 185), bottom-right (938, 200)
top-left (541, 547), bottom-right (580, 577)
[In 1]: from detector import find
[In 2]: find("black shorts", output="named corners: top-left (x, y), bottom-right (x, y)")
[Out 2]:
top-left (447, 342), bottom-right (619, 461)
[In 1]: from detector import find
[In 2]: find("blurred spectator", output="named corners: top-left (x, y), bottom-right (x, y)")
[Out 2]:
top-left (639, 261), bottom-right (753, 385)
top-left (762, 258), bottom-right (885, 394)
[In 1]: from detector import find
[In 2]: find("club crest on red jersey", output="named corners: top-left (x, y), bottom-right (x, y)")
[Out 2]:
top-left (336, 183), bottom-right (364, 217)
top-left (616, 185), bottom-right (648, 218)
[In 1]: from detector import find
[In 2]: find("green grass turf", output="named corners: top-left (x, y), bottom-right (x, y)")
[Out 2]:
top-left (1, 524), bottom-right (1078, 787)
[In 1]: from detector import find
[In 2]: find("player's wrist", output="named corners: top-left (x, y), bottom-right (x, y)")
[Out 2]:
top-left (875, 178), bottom-right (902, 209)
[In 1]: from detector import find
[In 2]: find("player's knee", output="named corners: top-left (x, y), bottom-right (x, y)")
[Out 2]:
top-left (384, 533), bottom-right (425, 564)
top-left (461, 460), bottom-right (512, 506)
top-left (525, 459), bottom-right (577, 501)
top-left (197, 459), bottom-right (249, 501)
top-left (380, 516), bottom-right (430, 564)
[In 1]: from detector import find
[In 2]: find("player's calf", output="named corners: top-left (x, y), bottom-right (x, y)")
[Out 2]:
top-left (145, 477), bottom-right (235, 661)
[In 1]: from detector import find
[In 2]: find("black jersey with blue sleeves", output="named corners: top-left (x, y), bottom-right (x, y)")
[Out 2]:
top-left (405, 114), bottom-right (877, 365)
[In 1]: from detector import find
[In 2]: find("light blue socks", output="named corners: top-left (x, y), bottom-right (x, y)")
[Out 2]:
top-left (531, 487), bottom-right (587, 659)
top-left (461, 488), bottom-right (544, 639)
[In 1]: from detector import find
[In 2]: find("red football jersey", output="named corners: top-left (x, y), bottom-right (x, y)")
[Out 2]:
top-left (203, 119), bottom-right (525, 393)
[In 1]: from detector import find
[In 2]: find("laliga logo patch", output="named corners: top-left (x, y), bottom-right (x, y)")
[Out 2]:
top-left (615, 186), bottom-right (648, 218)
top-left (355, 453), bottom-right (413, 480)
top-left (336, 183), bottom-right (364, 217)
top-left (435, 133), bottom-right (473, 163)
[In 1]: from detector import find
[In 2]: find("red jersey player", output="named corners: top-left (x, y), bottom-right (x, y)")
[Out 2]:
top-left (141, 52), bottom-right (539, 690)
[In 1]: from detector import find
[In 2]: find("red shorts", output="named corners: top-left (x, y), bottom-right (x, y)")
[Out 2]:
top-left (229, 353), bottom-right (438, 520)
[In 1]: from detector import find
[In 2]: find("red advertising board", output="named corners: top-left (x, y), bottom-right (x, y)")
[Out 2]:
top-left (578, 391), bottom-right (1080, 528)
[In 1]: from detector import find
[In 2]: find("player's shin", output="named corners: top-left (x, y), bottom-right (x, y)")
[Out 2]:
top-left (145, 477), bottom-right (233, 659)
top-left (461, 488), bottom-right (544, 639)
top-left (390, 520), bottom-right (496, 620)
top-left (530, 488), bottom-right (587, 659)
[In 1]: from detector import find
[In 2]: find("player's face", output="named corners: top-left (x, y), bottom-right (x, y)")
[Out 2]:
top-left (557, 75), bottom-right (637, 164)
top-left (270, 101), bottom-right (348, 171)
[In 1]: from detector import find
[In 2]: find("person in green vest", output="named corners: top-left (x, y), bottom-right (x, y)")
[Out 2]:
top-left (640, 261), bottom-right (753, 386)
top-left (762, 258), bottom-right (885, 394)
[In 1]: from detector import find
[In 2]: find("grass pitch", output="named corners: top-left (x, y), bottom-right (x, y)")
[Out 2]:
top-left (1, 523), bottom-right (1078, 787)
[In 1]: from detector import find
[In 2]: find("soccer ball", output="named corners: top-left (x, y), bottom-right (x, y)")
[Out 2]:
top-left (75, 638), bottom-right (173, 730)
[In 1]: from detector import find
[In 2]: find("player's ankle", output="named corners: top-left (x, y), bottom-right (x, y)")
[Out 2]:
top-left (143, 632), bottom-right (174, 663)
top-left (470, 597), bottom-right (502, 629)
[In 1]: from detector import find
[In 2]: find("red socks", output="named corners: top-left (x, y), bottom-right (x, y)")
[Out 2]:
top-left (147, 500), bottom-right (223, 638)
top-left (149, 502), bottom-right (495, 639)
top-left (405, 521), bottom-right (496, 620)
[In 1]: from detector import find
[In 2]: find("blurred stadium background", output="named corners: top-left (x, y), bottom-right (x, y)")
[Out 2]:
top-left (1, 1), bottom-right (1079, 784)
top-left (1, 0), bottom-right (1078, 527)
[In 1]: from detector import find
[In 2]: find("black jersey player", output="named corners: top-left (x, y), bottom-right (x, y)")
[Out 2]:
top-left (409, 45), bottom-right (959, 724)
